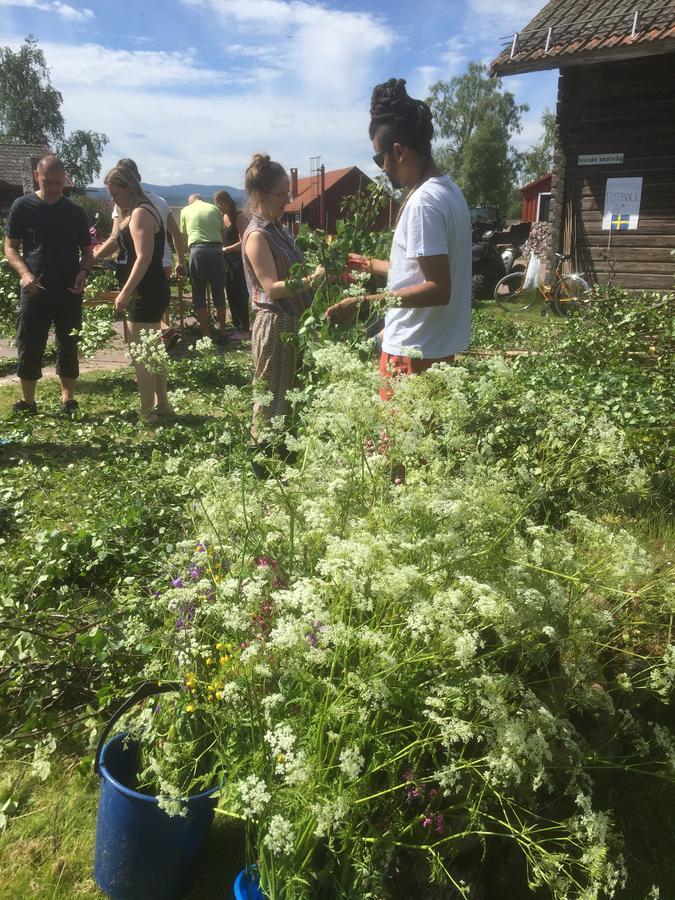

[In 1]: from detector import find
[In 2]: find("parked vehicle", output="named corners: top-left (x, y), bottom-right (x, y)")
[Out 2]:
top-left (471, 228), bottom-right (506, 304)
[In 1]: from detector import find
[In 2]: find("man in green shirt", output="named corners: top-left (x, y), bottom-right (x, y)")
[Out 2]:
top-left (180, 194), bottom-right (227, 338)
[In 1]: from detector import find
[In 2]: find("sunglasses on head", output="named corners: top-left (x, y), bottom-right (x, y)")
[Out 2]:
top-left (372, 145), bottom-right (395, 169)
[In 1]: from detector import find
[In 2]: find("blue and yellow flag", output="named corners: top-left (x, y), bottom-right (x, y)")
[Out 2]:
top-left (611, 214), bottom-right (630, 231)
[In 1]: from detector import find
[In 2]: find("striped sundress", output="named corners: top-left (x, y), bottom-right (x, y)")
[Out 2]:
top-left (242, 214), bottom-right (313, 437)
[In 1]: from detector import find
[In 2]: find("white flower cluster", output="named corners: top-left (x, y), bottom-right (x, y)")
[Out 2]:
top-left (338, 746), bottom-right (364, 782)
top-left (237, 774), bottom-right (271, 819)
top-left (263, 814), bottom-right (295, 857)
top-left (127, 327), bottom-right (169, 373)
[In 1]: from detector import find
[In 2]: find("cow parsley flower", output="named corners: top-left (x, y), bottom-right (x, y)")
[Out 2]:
top-left (237, 775), bottom-right (271, 819)
top-left (339, 746), bottom-right (364, 781)
top-left (263, 815), bottom-right (295, 857)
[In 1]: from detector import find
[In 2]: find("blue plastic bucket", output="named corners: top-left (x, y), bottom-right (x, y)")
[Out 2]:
top-left (93, 682), bottom-right (218, 900)
top-left (234, 867), bottom-right (265, 900)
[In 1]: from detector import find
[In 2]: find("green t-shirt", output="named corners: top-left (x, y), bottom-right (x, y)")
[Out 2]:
top-left (180, 200), bottom-right (224, 247)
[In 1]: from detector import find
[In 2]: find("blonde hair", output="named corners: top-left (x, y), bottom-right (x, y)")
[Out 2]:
top-left (104, 165), bottom-right (157, 218)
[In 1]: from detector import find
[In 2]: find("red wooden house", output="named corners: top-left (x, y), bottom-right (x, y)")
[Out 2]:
top-left (282, 165), bottom-right (396, 235)
top-left (519, 173), bottom-right (553, 223)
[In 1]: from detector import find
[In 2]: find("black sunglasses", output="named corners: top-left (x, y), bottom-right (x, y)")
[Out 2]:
top-left (372, 145), bottom-right (395, 169)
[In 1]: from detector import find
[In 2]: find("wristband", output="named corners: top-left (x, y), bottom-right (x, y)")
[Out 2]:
top-left (366, 256), bottom-right (373, 273)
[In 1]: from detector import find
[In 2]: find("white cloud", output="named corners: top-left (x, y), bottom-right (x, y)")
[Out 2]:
top-left (0, 0), bottom-right (94, 20)
top-left (469, 0), bottom-right (541, 21)
top-left (33, 42), bottom-right (224, 88)
top-left (183, 0), bottom-right (394, 101)
top-left (56, 77), bottom-right (374, 189)
top-left (441, 36), bottom-right (467, 71)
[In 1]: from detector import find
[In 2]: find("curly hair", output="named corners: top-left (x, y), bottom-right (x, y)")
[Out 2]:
top-left (369, 78), bottom-right (434, 158)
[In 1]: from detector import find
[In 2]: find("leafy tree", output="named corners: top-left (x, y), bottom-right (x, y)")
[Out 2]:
top-left (0, 37), bottom-right (64, 143)
top-left (58, 130), bottom-right (109, 190)
top-left (520, 108), bottom-right (556, 185)
top-left (0, 37), bottom-right (108, 189)
top-left (428, 62), bottom-right (528, 213)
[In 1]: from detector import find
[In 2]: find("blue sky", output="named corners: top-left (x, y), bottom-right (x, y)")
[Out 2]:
top-left (0, 0), bottom-right (558, 187)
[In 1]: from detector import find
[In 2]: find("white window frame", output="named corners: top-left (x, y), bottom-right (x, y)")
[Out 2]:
top-left (536, 192), bottom-right (552, 222)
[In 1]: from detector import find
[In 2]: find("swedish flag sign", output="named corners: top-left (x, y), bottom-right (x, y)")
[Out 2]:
top-left (611, 215), bottom-right (630, 231)
top-left (602, 177), bottom-right (642, 231)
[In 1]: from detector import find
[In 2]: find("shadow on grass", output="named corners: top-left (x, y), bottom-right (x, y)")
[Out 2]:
top-left (187, 815), bottom-right (246, 899)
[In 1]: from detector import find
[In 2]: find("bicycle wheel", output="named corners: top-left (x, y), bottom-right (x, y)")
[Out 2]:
top-left (493, 272), bottom-right (538, 313)
top-left (552, 274), bottom-right (592, 316)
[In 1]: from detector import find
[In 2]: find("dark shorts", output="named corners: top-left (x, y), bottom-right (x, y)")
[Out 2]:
top-left (16, 287), bottom-right (83, 381)
top-left (127, 286), bottom-right (171, 323)
top-left (189, 243), bottom-right (226, 309)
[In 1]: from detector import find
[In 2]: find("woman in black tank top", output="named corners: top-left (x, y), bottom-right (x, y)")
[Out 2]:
top-left (116, 208), bottom-right (170, 322)
top-left (104, 166), bottom-right (173, 423)
top-left (213, 191), bottom-right (251, 338)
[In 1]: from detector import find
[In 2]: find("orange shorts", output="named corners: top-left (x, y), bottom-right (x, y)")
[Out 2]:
top-left (379, 351), bottom-right (455, 400)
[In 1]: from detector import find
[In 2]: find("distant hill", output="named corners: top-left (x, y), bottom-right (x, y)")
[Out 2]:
top-left (86, 183), bottom-right (245, 207)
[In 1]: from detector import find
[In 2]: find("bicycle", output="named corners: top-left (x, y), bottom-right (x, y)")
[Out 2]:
top-left (493, 253), bottom-right (592, 316)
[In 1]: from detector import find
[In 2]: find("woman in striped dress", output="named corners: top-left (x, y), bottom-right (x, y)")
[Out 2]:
top-left (242, 154), bottom-right (324, 445)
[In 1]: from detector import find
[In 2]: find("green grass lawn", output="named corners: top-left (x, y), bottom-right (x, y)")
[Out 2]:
top-left (0, 353), bottom-right (253, 898)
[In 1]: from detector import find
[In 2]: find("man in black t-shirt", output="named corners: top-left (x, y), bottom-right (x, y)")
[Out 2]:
top-left (4, 155), bottom-right (93, 415)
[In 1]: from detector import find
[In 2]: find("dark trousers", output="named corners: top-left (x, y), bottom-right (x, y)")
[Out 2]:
top-left (224, 256), bottom-right (250, 331)
top-left (16, 288), bottom-right (82, 381)
top-left (189, 243), bottom-right (226, 309)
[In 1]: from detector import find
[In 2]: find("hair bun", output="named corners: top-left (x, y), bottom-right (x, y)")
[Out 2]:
top-left (369, 77), bottom-right (434, 148)
top-left (249, 153), bottom-right (271, 172)
top-left (245, 153), bottom-right (287, 198)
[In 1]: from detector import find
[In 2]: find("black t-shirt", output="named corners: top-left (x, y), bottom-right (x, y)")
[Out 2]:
top-left (5, 193), bottom-right (90, 290)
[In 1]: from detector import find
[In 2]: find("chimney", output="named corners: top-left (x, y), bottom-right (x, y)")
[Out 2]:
top-left (319, 164), bottom-right (326, 231)
top-left (290, 167), bottom-right (299, 200)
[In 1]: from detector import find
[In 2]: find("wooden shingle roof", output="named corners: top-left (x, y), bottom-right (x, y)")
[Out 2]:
top-left (0, 142), bottom-right (50, 187)
top-left (492, 0), bottom-right (675, 74)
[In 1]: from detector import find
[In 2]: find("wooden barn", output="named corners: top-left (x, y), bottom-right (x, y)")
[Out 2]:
top-left (492, 1), bottom-right (675, 291)
top-left (283, 164), bottom-right (396, 235)
top-left (0, 142), bottom-right (73, 218)
top-left (519, 173), bottom-right (553, 223)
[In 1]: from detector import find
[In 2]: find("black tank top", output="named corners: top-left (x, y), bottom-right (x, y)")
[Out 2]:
top-left (223, 214), bottom-right (242, 261)
top-left (116, 204), bottom-right (169, 301)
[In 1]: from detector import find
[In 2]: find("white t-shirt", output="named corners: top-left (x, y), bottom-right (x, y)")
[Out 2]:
top-left (112, 191), bottom-right (172, 269)
top-left (383, 175), bottom-right (471, 359)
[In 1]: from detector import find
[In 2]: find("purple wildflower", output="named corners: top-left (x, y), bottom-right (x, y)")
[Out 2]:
top-left (171, 577), bottom-right (184, 589)
top-left (306, 631), bottom-right (318, 648)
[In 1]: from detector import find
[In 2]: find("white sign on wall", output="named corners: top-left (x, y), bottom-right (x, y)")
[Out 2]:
top-left (578, 153), bottom-right (624, 166)
top-left (602, 177), bottom-right (642, 231)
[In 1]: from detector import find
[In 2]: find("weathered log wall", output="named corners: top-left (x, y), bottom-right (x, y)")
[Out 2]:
top-left (549, 54), bottom-right (675, 291)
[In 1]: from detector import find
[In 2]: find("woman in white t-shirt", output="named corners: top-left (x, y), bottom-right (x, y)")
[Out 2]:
top-left (326, 78), bottom-right (471, 397)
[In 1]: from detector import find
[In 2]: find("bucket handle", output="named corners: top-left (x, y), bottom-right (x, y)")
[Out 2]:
top-left (94, 680), bottom-right (180, 775)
